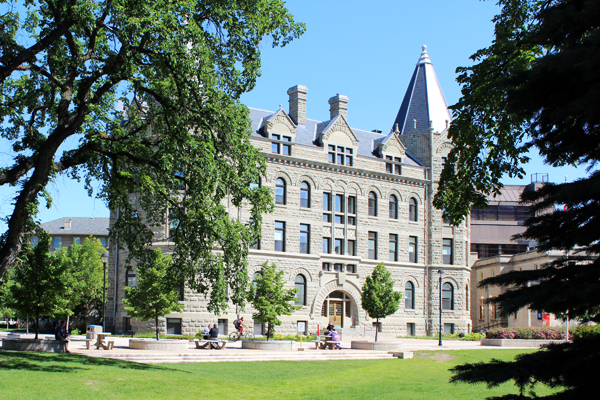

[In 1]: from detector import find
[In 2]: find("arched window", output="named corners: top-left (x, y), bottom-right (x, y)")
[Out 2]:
top-left (275, 178), bottom-right (286, 205)
top-left (405, 281), bottom-right (414, 309)
top-left (252, 272), bottom-right (261, 288)
top-left (250, 177), bottom-right (261, 190)
top-left (300, 181), bottom-right (310, 208)
top-left (295, 275), bottom-right (306, 306)
top-left (368, 192), bottom-right (377, 216)
top-left (409, 198), bottom-right (418, 221)
top-left (442, 282), bottom-right (454, 310)
top-left (389, 195), bottom-right (398, 219)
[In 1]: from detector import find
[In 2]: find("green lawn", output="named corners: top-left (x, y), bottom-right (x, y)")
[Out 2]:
top-left (0, 350), bottom-right (557, 399)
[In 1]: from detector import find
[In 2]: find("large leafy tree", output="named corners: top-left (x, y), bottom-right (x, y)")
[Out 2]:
top-left (251, 261), bottom-right (300, 341)
top-left (434, 0), bottom-right (600, 398)
top-left (123, 248), bottom-right (183, 340)
top-left (361, 263), bottom-right (401, 342)
top-left (0, 0), bottom-right (304, 313)
top-left (8, 229), bottom-right (69, 339)
top-left (53, 237), bottom-right (106, 327)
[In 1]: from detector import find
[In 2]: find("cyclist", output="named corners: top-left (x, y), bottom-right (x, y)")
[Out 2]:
top-left (234, 317), bottom-right (247, 337)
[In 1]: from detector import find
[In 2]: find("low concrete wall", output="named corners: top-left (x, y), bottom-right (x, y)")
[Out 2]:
top-left (1, 339), bottom-right (64, 353)
top-left (351, 341), bottom-right (402, 351)
top-left (129, 339), bottom-right (189, 351)
top-left (242, 340), bottom-right (294, 351)
top-left (481, 338), bottom-right (565, 348)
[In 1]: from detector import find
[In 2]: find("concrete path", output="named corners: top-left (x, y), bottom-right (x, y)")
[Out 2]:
top-left (0, 332), bottom-right (531, 364)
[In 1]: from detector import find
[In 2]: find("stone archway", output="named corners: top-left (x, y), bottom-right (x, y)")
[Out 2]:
top-left (311, 279), bottom-right (363, 327)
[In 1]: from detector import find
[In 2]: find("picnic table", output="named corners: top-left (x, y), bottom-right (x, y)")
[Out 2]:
top-left (314, 335), bottom-right (341, 350)
top-left (194, 338), bottom-right (227, 350)
top-left (86, 332), bottom-right (114, 350)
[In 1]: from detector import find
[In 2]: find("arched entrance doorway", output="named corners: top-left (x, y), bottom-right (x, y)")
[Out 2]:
top-left (321, 291), bottom-right (354, 327)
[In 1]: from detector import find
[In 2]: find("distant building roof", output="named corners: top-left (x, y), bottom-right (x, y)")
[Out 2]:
top-left (40, 217), bottom-right (109, 236)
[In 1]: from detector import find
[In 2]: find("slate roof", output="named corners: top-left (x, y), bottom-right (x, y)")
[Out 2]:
top-left (248, 108), bottom-right (423, 167)
top-left (40, 217), bottom-right (109, 236)
top-left (392, 46), bottom-right (452, 135)
top-left (486, 186), bottom-right (526, 204)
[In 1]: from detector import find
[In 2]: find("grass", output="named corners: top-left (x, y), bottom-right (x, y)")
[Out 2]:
top-left (0, 349), bottom-right (558, 399)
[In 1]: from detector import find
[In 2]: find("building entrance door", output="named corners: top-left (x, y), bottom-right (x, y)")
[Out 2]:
top-left (322, 291), bottom-right (353, 328)
top-left (329, 301), bottom-right (343, 326)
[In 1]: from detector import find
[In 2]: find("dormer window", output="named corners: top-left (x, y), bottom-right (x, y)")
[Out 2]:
top-left (271, 134), bottom-right (292, 155)
top-left (328, 145), bottom-right (353, 166)
top-left (385, 156), bottom-right (402, 175)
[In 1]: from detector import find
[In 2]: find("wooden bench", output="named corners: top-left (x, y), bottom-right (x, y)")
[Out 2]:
top-left (85, 338), bottom-right (94, 349)
top-left (105, 340), bottom-right (115, 350)
top-left (193, 339), bottom-right (227, 350)
top-left (313, 339), bottom-right (341, 350)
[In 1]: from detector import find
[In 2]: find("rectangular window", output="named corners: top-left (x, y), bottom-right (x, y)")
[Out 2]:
top-left (169, 207), bottom-right (181, 239)
top-left (323, 237), bottom-right (331, 254)
top-left (385, 156), bottom-right (402, 175)
top-left (409, 236), bottom-right (418, 263)
top-left (274, 221), bottom-right (285, 252)
top-left (368, 232), bottom-right (377, 260)
top-left (346, 148), bottom-right (353, 166)
top-left (300, 224), bottom-right (310, 254)
top-left (443, 323), bottom-right (455, 335)
top-left (334, 238), bottom-right (344, 255)
top-left (407, 323), bottom-right (415, 336)
top-left (347, 196), bottom-right (357, 225)
top-left (272, 134), bottom-right (281, 153)
top-left (271, 134), bottom-right (292, 155)
top-left (389, 234), bottom-right (398, 261)
top-left (218, 319), bottom-right (227, 335)
top-left (322, 262), bottom-right (331, 272)
top-left (53, 237), bottom-right (61, 249)
top-left (333, 263), bottom-right (344, 272)
top-left (442, 239), bottom-right (453, 265)
top-left (334, 194), bottom-right (345, 224)
top-left (126, 268), bottom-right (137, 287)
top-left (346, 264), bottom-right (356, 273)
top-left (282, 136), bottom-right (291, 155)
top-left (479, 299), bottom-right (485, 320)
top-left (99, 237), bottom-right (106, 248)
top-left (323, 193), bottom-right (332, 222)
top-left (328, 145), bottom-right (353, 166)
top-left (347, 240), bottom-right (356, 256)
top-left (166, 318), bottom-right (182, 335)
top-left (73, 237), bottom-right (80, 245)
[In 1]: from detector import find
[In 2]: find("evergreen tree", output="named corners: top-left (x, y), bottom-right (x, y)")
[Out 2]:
top-left (251, 262), bottom-right (300, 341)
top-left (0, 1), bottom-right (304, 315)
top-left (434, 0), bottom-right (600, 398)
top-left (361, 263), bottom-right (401, 342)
top-left (124, 249), bottom-right (183, 340)
top-left (8, 229), bottom-right (69, 339)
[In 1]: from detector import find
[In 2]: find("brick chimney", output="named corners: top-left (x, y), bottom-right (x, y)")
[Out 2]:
top-left (328, 94), bottom-right (348, 120)
top-left (64, 219), bottom-right (72, 230)
top-left (287, 85), bottom-right (308, 125)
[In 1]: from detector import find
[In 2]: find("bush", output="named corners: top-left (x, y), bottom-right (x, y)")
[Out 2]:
top-left (572, 325), bottom-right (600, 342)
top-left (486, 327), bottom-right (567, 340)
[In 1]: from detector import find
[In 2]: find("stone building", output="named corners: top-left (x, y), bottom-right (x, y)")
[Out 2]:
top-left (39, 217), bottom-right (109, 251)
top-left (105, 46), bottom-right (472, 337)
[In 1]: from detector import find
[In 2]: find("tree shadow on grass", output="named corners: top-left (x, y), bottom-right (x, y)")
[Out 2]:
top-left (0, 351), bottom-right (174, 373)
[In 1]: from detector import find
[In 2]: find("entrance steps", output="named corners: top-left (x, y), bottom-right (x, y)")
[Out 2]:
top-left (86, 349), bottom-right (397, 364)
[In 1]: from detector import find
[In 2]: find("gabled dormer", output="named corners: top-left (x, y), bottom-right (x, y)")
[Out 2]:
top-left (377, 130), bottom-right (407, 175)
top-left (318, 97), bottom-right (359, 167)
top-left (261, 108), bottom-right (297, 156)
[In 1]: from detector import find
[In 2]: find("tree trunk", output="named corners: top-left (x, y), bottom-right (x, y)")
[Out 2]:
top-left (266, 323), bottom-right (271, 341)
top-left (375, 318), bottom-right (379, 342)
top-left (26, 316), bottom-right (29, 334)
top-left (35, 315), bottom-right (39, 340)
top-left (155, 315), bottom-right (160, 340)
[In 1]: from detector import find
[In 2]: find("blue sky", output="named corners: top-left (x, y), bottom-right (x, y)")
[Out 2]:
top-left (0, 0), bottom-right (587, 231)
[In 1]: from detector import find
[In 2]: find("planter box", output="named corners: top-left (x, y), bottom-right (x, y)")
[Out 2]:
top-left (242, 340), bottom-right (294, 351)
top-left (2, 338), bottom-right (64, 353)
top-left (128, 339), bottom-right (189, 351)
top-left (351, 341), bottom-right (402, 351)
top-left (481, 338), bottom-right (565, 348)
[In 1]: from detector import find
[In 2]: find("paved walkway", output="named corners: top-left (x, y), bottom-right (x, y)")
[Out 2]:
top-left (0, 332), bottom-right (529, 364)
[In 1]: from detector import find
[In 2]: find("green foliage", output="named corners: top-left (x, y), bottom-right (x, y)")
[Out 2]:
top-left (0, 0), bottom-right (305, 317)
top-left (437, 0), bottom-right (600, 398)
top-left (53, 237), bottom-right (106, 322)
top-left (361, 263), bottom-right (401, 341)
top-left (123, 249), bottom-right (184, 340)
top-left (251, 262), bottom-right (300, 340)
top-left (7, 229), bottom-right (69, 339)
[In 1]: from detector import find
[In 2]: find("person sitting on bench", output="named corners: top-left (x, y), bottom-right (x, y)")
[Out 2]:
top-left (328, 327), bottom-right (341, 350)
top-left (55, 320), bottom-right (71, 353)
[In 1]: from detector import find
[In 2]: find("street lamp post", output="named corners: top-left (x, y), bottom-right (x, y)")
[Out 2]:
top-left (438, 269), bottom-right (445, 346)
top-left (101, 252), bottom-right (109, 333)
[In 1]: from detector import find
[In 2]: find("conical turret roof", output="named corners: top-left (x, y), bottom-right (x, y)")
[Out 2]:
top-left (392, 46), bottom-right (452, 135)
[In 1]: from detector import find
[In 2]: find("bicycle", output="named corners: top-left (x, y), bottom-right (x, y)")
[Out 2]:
top-left (229, 329), bottom-right (255, 342)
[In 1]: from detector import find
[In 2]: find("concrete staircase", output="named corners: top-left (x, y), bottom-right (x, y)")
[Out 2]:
top-left (87, 349), bottom-right (398, 364)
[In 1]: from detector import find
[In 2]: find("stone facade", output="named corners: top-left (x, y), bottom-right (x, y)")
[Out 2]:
top-left (105, 48), bottom-right (472, 338)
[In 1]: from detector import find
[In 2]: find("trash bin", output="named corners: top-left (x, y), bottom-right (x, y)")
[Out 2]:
top-left (87, 325), bottom-right (102, 339)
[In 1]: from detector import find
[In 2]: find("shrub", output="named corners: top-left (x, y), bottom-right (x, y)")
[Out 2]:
top-left (486, 327), bottom-right (567, 340)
